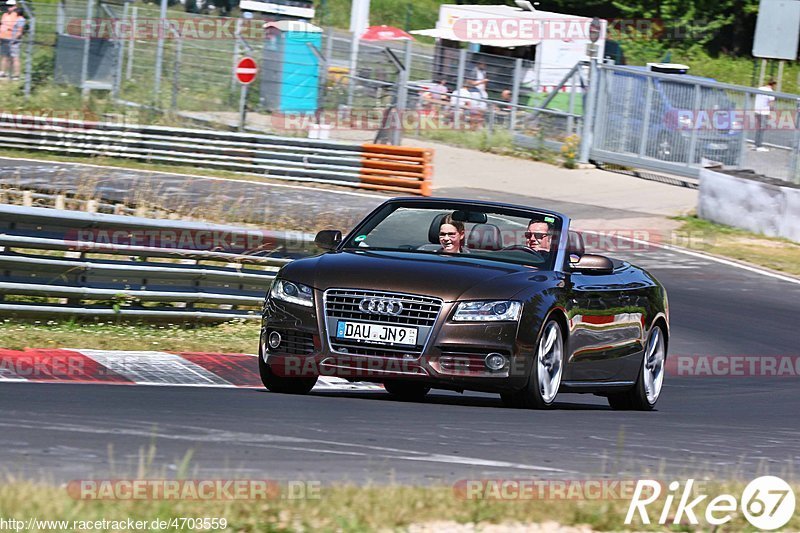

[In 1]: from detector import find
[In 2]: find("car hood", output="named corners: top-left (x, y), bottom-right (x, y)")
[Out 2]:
top-left (280, 250), bottom-right (555, 302)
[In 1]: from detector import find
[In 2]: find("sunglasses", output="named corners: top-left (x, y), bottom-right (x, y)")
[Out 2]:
top-left (525, 231), bottom-right (550, 240)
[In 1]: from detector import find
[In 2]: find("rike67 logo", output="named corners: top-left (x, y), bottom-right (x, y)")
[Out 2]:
top-left (625, 476), bottom-right (796, 530)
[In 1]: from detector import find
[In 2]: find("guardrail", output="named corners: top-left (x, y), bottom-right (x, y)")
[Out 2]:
top-left (0, 115), bottom-right (434, 196)
top-left (0, 204), bottom-right (316, 321)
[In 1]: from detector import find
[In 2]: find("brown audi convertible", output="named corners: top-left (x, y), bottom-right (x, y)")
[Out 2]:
top-left (259, 198), bottom-right (669, 410)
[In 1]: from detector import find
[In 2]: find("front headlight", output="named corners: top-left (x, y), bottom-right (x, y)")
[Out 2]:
top-left (452, 301), bottom-right (522, 322)
top-left (270, 279), bottom-right (314, 307)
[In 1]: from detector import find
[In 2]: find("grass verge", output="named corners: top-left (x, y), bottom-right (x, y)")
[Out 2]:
top-left (675, 215), bottom-right (800, 277)
top-left (1, 479), bottom-right (797, 531)
top-left (0, 319), bottom-right (259, 353)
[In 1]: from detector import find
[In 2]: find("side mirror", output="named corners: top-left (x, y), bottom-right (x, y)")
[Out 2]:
top-left (314, 230), bottom-right (342, 251)
top-left (570, 254), bottom-right (614, 275)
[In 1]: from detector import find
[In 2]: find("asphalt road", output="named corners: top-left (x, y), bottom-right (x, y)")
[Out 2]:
top-left (1, 157), bottom-right (798, 484)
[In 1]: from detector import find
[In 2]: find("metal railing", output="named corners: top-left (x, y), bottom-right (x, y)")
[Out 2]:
top-left (0, 204), bottom-right (316, 321)
top-left (0, 115), bottom-right (433, 194)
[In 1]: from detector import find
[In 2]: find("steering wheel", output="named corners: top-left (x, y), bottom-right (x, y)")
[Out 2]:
top-left (500, 245), bottom-right (545, 260)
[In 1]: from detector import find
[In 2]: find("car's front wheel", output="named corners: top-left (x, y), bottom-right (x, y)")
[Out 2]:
top-left (501, 319), bottom-right (564, 409)
top-left (259, 352), bottom-right (318, 394)
top-left (607, 325), bottom-right (666, 410)
top-left (384, 381), bottom-right (430, 401)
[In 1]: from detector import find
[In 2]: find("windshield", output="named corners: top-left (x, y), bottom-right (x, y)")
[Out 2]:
top-left (341, 203), bottom-right (563, 269)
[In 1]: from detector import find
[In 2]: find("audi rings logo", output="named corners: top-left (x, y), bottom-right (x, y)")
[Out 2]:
top-left (359, 298), bottom-right (405, 316)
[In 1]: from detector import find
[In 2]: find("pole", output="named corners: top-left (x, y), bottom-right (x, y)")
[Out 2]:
top-left (153, 0), bottom-right (168, 106)
top-left (758, 58), bottom-right (766, 87)
top-left (346, 33), bottom-right (358, 109)
top-left (231, 18), bottom-right (242, 92)
top-left (171, 32), bottom-right (183, 112)
top-left (22, 3), bottom-right (34, 99)
top-left (453, 48), bottom-right (466, 130)
top-left (126, 6), bottom-right (136, 80)
top-left (509, 57), bottom-right (521, 131)
top-left (577, 59), bottom-right (598, 164)
top-left (389, 39), bottom-right (411, 145)
top-left (80, 0), bottom-right (94, 95)
top-left (112, 2), bottom-right (128, 100)
top-left (776, 60), bottom-right (785, 92)
top-left (239, 83), bottom-right (248, 131)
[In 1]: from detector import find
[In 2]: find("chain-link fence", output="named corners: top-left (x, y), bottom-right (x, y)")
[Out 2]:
top-left (10, 2), bottom-right (800, 184)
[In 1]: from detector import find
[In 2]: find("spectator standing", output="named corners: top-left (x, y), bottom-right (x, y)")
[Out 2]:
top-left (469, 61), bottom-right (489, 99)
top-left (0, 0), bottom-right (25, 81)
top-left (753, 79), bottom-right (776, 152)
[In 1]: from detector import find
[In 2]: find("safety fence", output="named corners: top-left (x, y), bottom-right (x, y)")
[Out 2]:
top-left (0, 204), bottom-right (316, 321)
top-left (0, 115), bottom-right (433, 195)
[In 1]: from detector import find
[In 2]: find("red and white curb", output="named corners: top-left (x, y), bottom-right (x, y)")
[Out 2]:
top-left (0, 349), bottom-right (384, 391)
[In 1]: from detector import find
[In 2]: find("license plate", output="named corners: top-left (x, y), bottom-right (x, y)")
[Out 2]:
top-left (336, 321), bottom-right (418, 346)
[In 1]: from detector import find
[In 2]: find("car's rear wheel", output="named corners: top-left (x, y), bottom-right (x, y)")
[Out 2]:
top-left (259, 352), bottom-right (318, 394)
top-left (607, 325), bottom-right (666, 410)
top-left (501, 319), bottom-right (564, 409)
top-left (384, 381), bottom-right (430, 401)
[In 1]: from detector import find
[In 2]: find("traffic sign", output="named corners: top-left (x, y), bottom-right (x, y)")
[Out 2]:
top-left (235, 57), bottom-right (258, 85)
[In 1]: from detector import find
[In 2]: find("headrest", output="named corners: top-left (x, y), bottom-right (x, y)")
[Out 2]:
top-left (428, 213), bottom-right (448, 244)
top-left (568, 230), bottom-right (585, 259)
top-left (468, 223), bottom-right (502, 250)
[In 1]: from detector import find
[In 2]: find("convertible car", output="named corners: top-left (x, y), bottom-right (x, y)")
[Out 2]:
top-left (259, 198), bottom-right (668, 410)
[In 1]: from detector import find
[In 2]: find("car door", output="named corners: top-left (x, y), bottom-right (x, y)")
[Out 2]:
top-left (563, 264), bottom-right (645, 382)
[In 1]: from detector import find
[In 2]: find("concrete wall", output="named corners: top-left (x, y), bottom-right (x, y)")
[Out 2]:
top-left (698, 169), bottom-right (800, 243)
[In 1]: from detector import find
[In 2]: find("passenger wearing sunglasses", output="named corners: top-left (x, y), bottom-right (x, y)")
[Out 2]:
top-left (525, 220), bottom-right (552, 253)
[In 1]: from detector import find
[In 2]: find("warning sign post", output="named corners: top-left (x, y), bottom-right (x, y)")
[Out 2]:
top-left (235, 57), bottom-right (258, 131)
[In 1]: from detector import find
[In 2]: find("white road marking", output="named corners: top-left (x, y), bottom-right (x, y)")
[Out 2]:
top-left (77, 350), bottom-right (232, 386)
top-left (581, 229), bottom-right (800, 285)
top-left (0, 419), bottom-right (569, 473)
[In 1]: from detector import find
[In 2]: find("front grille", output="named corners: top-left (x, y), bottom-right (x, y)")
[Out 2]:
top-left (267, 328), bottom-right (315, 355)
top-left (324, 289), bottom-right (442, 358)
top-left (325, 289), bottom-right (440, 327)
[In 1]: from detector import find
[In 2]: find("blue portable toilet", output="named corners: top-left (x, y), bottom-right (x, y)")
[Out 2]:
top-left (260, 21), bottom-right (322, 113)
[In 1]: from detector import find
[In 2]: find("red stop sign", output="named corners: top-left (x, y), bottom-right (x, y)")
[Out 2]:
top-left (235, 57), bottom-right (258, 85)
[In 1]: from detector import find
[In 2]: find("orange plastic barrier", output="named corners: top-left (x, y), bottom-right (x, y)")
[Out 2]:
top-left (359, 144), bottom-right (433, 196)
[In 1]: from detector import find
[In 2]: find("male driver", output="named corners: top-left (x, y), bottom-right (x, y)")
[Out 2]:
top-left (0, 0), bottom-right (25, 81)
top-left (525, 219), bottom-right (552, 253)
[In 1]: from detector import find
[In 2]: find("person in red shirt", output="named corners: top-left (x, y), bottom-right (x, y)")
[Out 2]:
top-left (0, 0), bottom-right (25, 80)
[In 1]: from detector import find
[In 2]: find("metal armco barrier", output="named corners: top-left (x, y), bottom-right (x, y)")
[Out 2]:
top-left (0, 204), bottom-right (316, 321)
top-left (0, 115), bottom-right (434, 196)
